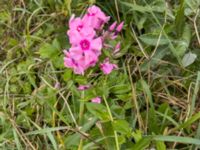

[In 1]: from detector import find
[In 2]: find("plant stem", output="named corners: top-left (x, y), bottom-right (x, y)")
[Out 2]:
top-left (103, 95), bottom-right (120, 150)
top-left (79, 91), bottom-right (85, 125)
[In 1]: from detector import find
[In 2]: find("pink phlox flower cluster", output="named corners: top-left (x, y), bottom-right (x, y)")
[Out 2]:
top-left (64, 5), bottom-right (123, 75)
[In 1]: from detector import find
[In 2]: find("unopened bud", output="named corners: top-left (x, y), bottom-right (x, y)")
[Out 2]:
top-left (114, 42), bottom-right (121, 54)
top-left (109, 21), bottom-right (117, 31)
top-left (116, 21), bottom-right (124, 32)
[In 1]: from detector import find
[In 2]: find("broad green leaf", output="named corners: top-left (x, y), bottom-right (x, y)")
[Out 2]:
top-left (120, 1), bottom-right (165, 13)
top-left (63, 69), bottom-right (72, 82)
top-left (39, 38), bottom-right (60, 59)
top-left (110, 84), bottom-right (131, 95)
top-left (139, 33), bottom-right (169, 46)
top-left (112, 120), bottom-right (131, 135)
top-left (39, 43), bottom-right (58, 59)
top-left (174, 24), bottom-right (191, 58)
top-left (131, 137), bottom-right (151, 150)
top-left (102, 121), bottom-right (117, 149)
top-left (132, 130), bottom-right (142, 143)
top-left (74, 75), bottom-right (87, 84)
top-left (52, 38), bottom-right (61, 50)
top-left (182, 52), bottom-right (197, 67)
top-left (86, 103), bottom-right (110, 121)
top-left (156, 141), bottom-right (166, 150)
top-left (140, 46), bottom-right (169, 72)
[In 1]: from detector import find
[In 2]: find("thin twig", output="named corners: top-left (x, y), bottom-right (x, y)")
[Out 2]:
top-left (194, 9), bottom-right (200, 46)
top-left (9, 118), bottom-right (37, 150)
top-left (130, 24), bottom-right (149, 59)
top-left (114, 0), bottom-right (120, 22)
top-left (127, 64), bottom-right (144, 130)
top-left (150, 9), bottom-right (167, 58)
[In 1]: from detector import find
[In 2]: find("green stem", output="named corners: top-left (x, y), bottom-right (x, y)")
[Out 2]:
top-left (103, 95), bottom-right (120, 150)
top-left (79, 91), bottom-right (85, 124)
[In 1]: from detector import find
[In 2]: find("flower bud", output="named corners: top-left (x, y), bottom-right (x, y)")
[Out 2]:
top-left (78, 85), bottom-right (90, 91)
top-left (114, 42), bottom-right (120, 54)
top-left (109, 21), bottom-right (117, 31)
top-left (116, 21), bottom-right (124, 32)
top-left (91, 97), bottom-right (101, 103)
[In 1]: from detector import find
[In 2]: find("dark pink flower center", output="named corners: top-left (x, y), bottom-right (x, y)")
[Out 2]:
top-left (77, 25), bottom-right (83, 32)
top-left (88, 13), bottom-right (96, 16)
top-left (80, 39), bottom-right (90, 50)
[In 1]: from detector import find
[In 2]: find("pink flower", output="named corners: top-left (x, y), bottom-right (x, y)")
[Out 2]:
top-left (67, 16), bottom-right (95, 45)
top-left (78, 85), bottom-right (90, 90)
top-left (64, 50), bottom-right (97, 75)
top-left (54, 82), bottom-right (60, 89)
top-left (116, 21), bottom-right (124, 32)
top-left (82, 5), bottom-right (110, 29)
top-left (64, 56), bottom-right (84, 74)
top-left (100, 58), bottom-right (118, 74)
top-left (64, 36), bottom-right (102, 75)
top-left (91, 97), bottom-right (101, 103)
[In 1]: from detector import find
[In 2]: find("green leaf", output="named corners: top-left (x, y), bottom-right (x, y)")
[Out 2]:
top-left (153, 135), bottom-right (200, 145)
top-left (177, 112), bottom-right (200, 130)
top-left (131, 137), bottom-right (151, 150)
top-left (112, 120), bottom-right (131, 135)
top-left (132, 130), bottom-right (143, 143)
top-left (190, 72), bottom-right (200, 116)
top-left (0, 11), bottom-right (11, 23)
top-left (52, 38), bottom-right (61, 50)
top-left (110, 84), bottom-right (131, 95)
top-left (86, 103), bottom-right (110, 121)
top-left (74, 75), bottom-right (87, 84)
top-left (139, 33), bottom-right (169, 46)
top-left (13, 129), bottom-right (23, 150)
top-left (140, 79), bottom-right (159, 133)
top-left (46, 131), bottom-right (58, 150)
top-left (175, 0), bottom-right (185, 37)
top-left (39, 38), bottom-right (60, 59)
top-left (156, 141), bottom-right (166, 150)
top-left (52, 55), bottom-right (65, 69)
top-left (182, 52), bottom-right (197, 67)
top-left (120, 1), bottom-right (165, 13)
top-left (63, 69), bottom-right (72, 82)
top-left (174, 24), bottom-right (191, 58)
top-left (102, 121), bottom-right (117, 149)
top-left (39, 43), bottom-right (58, 59)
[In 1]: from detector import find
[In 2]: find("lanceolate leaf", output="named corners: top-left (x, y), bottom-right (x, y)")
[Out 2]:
top-left (175, 0), bottom-right (185, 37)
